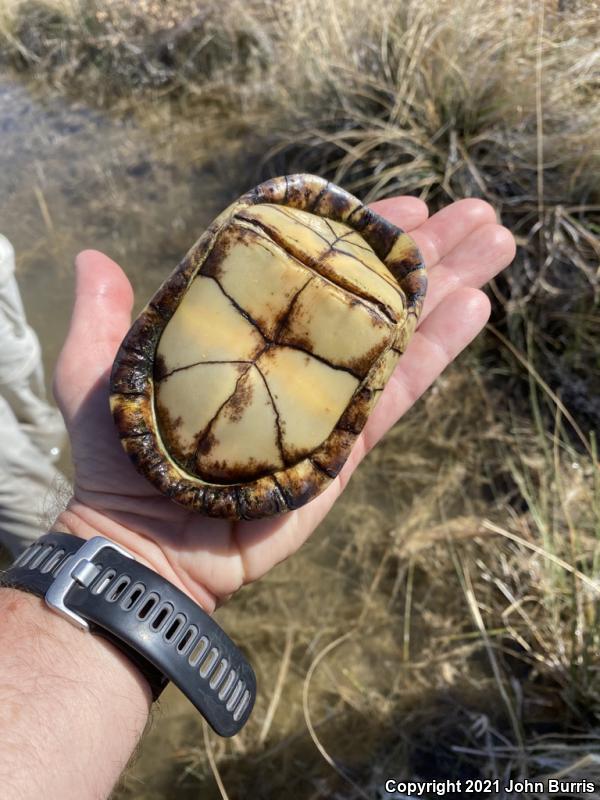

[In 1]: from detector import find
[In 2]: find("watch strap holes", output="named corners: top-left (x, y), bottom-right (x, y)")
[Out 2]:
top-left (176, 625), bottom-right (198, 655)
top-left (199, 647), bottom-right (219, 679)
top-left (91, 568), bottom-right (117, 595)
top-left (233, 690), bottom-right (251, 722)
top-left (226, 680), bottom-right (245, 712)
top-left (137, 592), bottom-right (160, 620)
top-left (120, 582), bottom-right (146, 611)
top-left (188, 636), bottom-right (209, 667)
top-left (218, 670), bottom-right (238, 702)
top-left (209, 658), bottom-right (229, 690)
top-left (164, 613), bottom-right (186, 643)
top-left (13, 542), bottom-right (38, 567)
top-left (19, 543), bottom-right (42, 568)
top-left (41, 548), bottom-right (65, 574)
top-left (106, 575), bottom-right (131, 602)
top-left (31, 544), bottom-right (54, 570)
top-left (53, 553), bottom-right (74, 577)
top-left (150, 602), bottom-right (173, 632)
top-left (5, 532), bottom-right (256, 734)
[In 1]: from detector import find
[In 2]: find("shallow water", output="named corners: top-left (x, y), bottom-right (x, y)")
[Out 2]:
top-left (1, 73), bottom-right (575, 800)
top-left (0, 73), bottom-right (401, 794)
top-left (0, 73), bottom-right (231, 479)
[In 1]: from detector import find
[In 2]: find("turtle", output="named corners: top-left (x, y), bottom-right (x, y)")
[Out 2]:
top-left (110, 174), bottom-right (426, 520)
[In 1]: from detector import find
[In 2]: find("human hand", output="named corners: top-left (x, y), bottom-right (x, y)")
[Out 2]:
top-left (53, 197), bottom-right (515, 612)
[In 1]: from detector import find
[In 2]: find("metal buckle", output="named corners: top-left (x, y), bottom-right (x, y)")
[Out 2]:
top-left (45, 536), bottom-right (135, 631)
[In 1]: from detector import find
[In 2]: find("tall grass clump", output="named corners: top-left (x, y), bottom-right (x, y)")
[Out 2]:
top-left (1, 1), bottom-right (598, 796)
top-left (1, 0), bottom-right (598, 424)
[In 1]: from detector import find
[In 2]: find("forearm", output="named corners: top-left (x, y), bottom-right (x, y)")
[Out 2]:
top-left (0, 587), bottom-right (151, 800)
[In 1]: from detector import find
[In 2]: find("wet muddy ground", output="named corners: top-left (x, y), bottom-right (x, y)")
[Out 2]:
top-left (0, 74), bottom-right (230, 423)
top-left (0, 72), bottom-right (391, 797)
top-left (5, 71), bottom-right (585, 800)
top-left (0, 73), bottom-right (262, 793)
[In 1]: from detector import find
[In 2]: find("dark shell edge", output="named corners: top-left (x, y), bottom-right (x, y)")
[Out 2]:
top-left (109, 174), bottom-right (427, 520)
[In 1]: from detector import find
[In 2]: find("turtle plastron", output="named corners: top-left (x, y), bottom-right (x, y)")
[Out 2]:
top-left (110, 175), bottom-right (426, 519)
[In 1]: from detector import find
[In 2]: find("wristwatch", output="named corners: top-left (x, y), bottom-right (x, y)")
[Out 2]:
top-left (1, 531), bottom-right (256, 737)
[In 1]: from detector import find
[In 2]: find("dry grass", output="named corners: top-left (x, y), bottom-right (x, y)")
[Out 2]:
top-left (0, 0), bottom-right (598, 797)
top-left (114, 361), bottom-right (600, 799)
top-left (1, 0), bottom-right (598, 405)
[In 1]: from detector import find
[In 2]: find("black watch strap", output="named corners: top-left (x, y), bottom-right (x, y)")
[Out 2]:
top-left (1, 532), bottom-right (256, 737)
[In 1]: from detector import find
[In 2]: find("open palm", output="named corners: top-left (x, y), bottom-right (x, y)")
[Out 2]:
top-left (53, 196), bottom-right (515, 612)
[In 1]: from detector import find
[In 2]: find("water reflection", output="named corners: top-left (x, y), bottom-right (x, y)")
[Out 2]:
top-left (0, 73), bottom-right (230, 431)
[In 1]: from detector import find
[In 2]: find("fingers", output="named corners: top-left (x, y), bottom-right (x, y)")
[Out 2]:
top-left (54, 250), bottom-right (133, 419)
top-left (369, 196), bottom-right (429, 231)
top-left (73, 250), bottom-right (134, 351)
top-left (360, 287), bottom-right (491, 456)
top-left (420, 222), bottom-right (516, 321)
top-left (233, 199), bottom-right (510, 584)
top-left (411, 199), bottom-right (497, 267)
top-left (263, 287), bottom-right (492, 567)
top-left (370, 197), bottom-right (513, 323)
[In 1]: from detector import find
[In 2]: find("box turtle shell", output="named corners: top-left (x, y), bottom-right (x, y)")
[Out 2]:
top-left (110, 174), bottom-right (426, 519)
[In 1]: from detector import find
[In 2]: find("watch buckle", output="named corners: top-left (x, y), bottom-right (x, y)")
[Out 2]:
top-left (45, 536), bottom-right (135, 631)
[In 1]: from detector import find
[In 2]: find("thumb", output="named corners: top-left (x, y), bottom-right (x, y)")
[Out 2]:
top-left (54, 250), bottom-right (134, 421)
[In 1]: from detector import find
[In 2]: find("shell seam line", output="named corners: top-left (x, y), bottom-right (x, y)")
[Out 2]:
top-left (346, 205), bottom-right (363, 224)
top-left (208, 273), bottom-right (365, 381)
top-left (254, 364), bottom-right (288, 467)
top-left (192, 362), bottom-right (255, 464)
top-left (337, 229), bottom-right (373, 253)
top-left (208, 274), bottom-right (271, 340)
top-left (290, 202), bottom-right (398, 268)
top-left (308, 182), bottom-right (329, 211)
top-left (272, 276), bottom-right (313, 340)
top-left (288, 206), bottom-right (408, 294)
top-left (232, 212), bottom-right (399, 327)
top-left (271, 474), bottom-right (290, 509)
top-left (266, 205), bottom-right (373, 269)
top-left (309, 456), bottom-right (335, 478)
top-left (157, 359), bottom-right (254, 381)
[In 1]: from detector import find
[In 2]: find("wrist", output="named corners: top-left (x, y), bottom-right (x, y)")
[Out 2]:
top-left (4, 530), bottom-right (257, 736)
top-left (54, 498), bottom-right (218, 613)
top-left (0, 586), bottom-right (151, 800)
